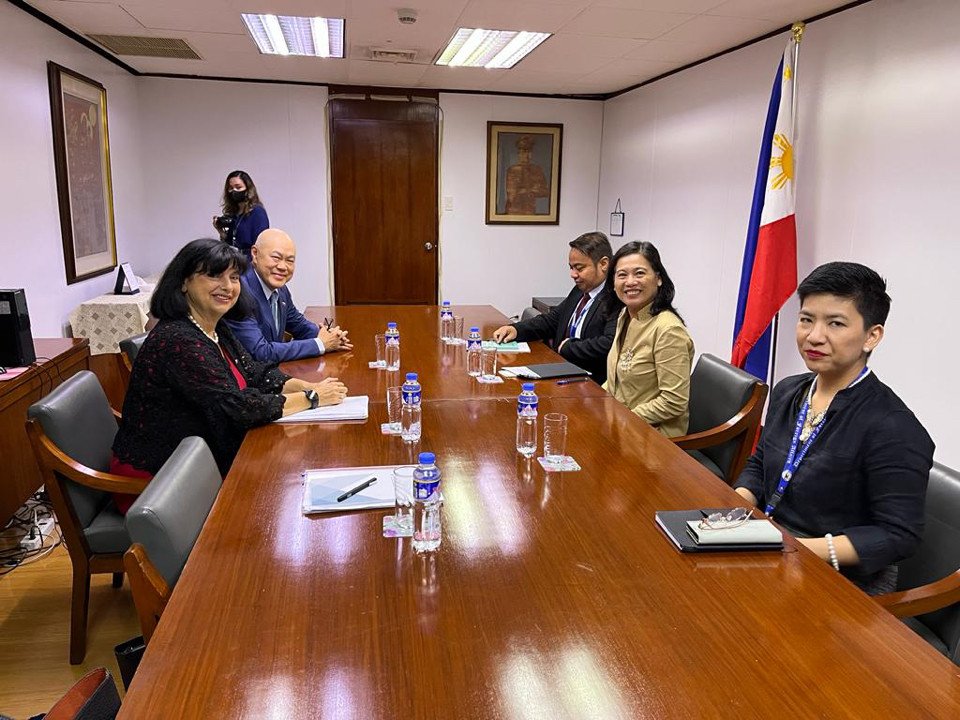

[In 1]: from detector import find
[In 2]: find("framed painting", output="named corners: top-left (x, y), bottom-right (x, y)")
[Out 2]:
top-left (486, 122), bottom-right (562, 225)
top-left (47, 62), bottom-right (118, 284)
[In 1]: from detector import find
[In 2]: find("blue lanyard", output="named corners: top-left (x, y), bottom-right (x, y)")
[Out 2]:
top-left (569, 297), bottom-right (591, 338)
top-left (765, 367), bottom-right (870, 516)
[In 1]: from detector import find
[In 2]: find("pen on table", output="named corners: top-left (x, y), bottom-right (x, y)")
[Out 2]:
top-left (323, 317), bottom-right (334, 331)
top-left (337, 476), bottom-right (377, 503)
top-left (556, 378), bottom-right (587, 386)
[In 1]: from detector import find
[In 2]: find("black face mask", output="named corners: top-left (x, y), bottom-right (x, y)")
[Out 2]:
top-left (229, 189), bottom-right (247, 203)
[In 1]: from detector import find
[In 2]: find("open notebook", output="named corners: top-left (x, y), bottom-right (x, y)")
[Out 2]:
top-left (301, 465), bottom-right (400, 514)
top-left (276, 395), bottom-right (368, 423)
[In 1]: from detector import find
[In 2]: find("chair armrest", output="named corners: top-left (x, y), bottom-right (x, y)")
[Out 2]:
top-left (124, 543), bottom-right (171, 645)
top-left (112, 407), bottom-right (123, 421)
top-left (875, 570), bottom-right (960, 618)
top-left (672, 383), bottom-right (767, 451)
top-left (26, 420), bottom-right (150, 495)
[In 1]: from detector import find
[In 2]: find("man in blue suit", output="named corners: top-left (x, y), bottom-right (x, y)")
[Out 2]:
top-left (227, 229), bottom-right (352, 362)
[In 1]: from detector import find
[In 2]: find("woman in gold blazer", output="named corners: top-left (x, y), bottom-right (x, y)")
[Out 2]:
top-left (602, 241), bottom-right (694, 437)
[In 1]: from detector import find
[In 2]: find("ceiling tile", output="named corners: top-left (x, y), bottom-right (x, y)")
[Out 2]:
top-left (484, 69), bottom-right (570, 94)
top-left (347, 59), bottom-right (429, 86)
top-left (29, 0), bottom-right (144, 33)
top-left (561, 7), bottom-right (694, 40)
top-left (418, 65), bottom-right (500, 91)
top-left (595, 0), bottom-right (725, 12)
top-left (624, 39), bottom-right (709, 65)
top-left (458, 0), bottom-right (585, 32)
top-left (656, 13), bottom-right (780, 50)
top-left (514, 36), bottom-right (620, 75)
top-left (121, 3), bottom-right (246, 34)
top-left (708, 0), bottom-right (848, 22)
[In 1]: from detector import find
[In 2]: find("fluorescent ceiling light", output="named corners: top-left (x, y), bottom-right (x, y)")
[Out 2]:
top-left (435, 28), bottom-right (550, 69)
top-left (241, 14), bottom-right (344, 58)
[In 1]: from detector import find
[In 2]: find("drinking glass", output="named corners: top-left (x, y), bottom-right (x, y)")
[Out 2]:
top-left (450, 316), bottom-right (464, 344)
top-left (543, 413), bottom-right (568, 462)
top-left (386, 386), bottom-right (402, 433)
top-left (374, 333), bottom-right (386, 368)
top-left (392, 466), bottom-right (415, 532)
top-left (481, 347), bottom-right (498, 381)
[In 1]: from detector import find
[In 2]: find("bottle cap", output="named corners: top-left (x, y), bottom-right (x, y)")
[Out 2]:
top-left (441, 301), bottom-right (450, 306)
top-left (418, 452), bottom-right (435, 464)
top-left (522, 383), bottom-right (535, 392)
top-left (387, 322), bottom-right (397, 328)
top-left (470, 326), bottom-right (479, 333)
top-left (405, 372), bottom-right (418, 381)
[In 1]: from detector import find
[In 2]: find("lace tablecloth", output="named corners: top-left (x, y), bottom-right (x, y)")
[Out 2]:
top-left (70, 285), bottom-right (154, 355)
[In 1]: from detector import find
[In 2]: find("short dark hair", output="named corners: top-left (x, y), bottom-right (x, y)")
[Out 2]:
top-left (797, 262), bottom-right (891, 328)
top-left (569, 232), bottom-right (613, 265)
top-left (151, 239), bottom-right (252, 322)
top-left (605, 241), bottom-right (684, 323)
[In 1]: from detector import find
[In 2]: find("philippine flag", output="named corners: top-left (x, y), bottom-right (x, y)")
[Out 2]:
top-left (731, 34), bottom-right (800, 381)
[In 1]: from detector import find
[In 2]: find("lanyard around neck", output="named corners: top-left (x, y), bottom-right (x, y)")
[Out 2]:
top-left (765, 366), bottom-right (871, 516)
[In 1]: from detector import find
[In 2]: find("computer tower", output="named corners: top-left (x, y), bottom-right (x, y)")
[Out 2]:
top-left (0, 289), bottom-right (37, 367)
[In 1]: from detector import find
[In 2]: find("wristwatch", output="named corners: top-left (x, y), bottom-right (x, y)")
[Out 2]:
top-left (304, 389), bottom-right (319, 410)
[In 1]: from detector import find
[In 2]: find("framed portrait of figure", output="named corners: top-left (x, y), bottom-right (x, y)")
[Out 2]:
top-left (47, 62), bottom-right (118, 284)
top-left (486, 122), bottom-right (562, 225)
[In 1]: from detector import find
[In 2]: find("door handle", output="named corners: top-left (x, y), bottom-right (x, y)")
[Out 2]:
top-left (424, 242), bottom-right (434, 251)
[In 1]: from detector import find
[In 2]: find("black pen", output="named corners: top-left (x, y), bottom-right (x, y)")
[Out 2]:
top-left (556, 378), bottom-right (587, 386)
top-left (337, 476), bottom-right (377, 502)
top-left (323, 317), bottom-right (333, 331)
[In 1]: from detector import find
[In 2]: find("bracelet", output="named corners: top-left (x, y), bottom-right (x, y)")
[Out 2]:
top-left (825, 533), bottom-right (840, 571)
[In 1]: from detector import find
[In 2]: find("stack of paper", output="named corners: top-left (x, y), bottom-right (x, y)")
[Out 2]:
top-left (481, 340), bottom-right (531, 353)
top-left (301, 465), bottom-right (399, 514)
top-left (276, 395), bottom-right (368, 423)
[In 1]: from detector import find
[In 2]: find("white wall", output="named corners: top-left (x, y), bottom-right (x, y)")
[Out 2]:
top-left (136, 78), bottom-right (332, 306)
top-left (597, 0), bottom-right (960, 465)
top-left (0, 1), bottom-right (146, 336)
top-left (439, 93), bottom-right (604, 317)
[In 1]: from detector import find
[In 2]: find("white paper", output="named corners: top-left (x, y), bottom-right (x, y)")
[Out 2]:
top-left (500, 366), bottom-right (539, 379)
top-left (276, 395), bottom-right (368, 423)
top-left (686, 519), bottom-right (782, 545)
top-left (301, 465), bottom-right (400, 514)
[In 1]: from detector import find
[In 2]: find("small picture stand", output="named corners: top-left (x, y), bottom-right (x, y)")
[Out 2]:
top-left (114, 262), bottom-right (140, 295)
top-left (610, 199), bottom-right (625, 237)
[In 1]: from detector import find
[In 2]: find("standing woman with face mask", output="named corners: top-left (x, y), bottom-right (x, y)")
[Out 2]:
top-left (212, 170), bottom-right (269, 260)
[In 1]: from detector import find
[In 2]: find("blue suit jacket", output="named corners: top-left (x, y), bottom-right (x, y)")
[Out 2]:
top-left (225, 266), bottom-right (321, 363)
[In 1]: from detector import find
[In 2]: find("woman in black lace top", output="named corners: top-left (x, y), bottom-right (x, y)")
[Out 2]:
top-left (112, 239), bottom-right (347, 510)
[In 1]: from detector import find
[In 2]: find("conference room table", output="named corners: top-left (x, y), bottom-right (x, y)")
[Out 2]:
top-left (118, 306), bottom-right (960, 718)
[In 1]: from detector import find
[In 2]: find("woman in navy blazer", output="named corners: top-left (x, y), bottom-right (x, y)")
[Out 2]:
top-left (212, 170), bottom-right (269, 260)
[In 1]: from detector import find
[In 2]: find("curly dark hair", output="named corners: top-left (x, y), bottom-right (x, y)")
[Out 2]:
top-left (151, 239), bottom-right (252, 322)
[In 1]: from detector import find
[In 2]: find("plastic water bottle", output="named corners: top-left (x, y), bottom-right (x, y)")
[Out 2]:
top-left (515, 382), bottom-right (538, 458)
top-left (412, 452), bottom-right (442, 553)
top-left (385, 322), bottom-right (400, 371)
top-left (440, 301), bottom-right (454, 341)
top-left (401, 372), bottom-right (422, 442)
top-left (466, 327), bottom-right (482, 377)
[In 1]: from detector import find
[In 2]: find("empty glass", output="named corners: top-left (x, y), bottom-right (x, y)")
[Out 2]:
top-left (480, 347), bottom-right (498, 381)
top-left (449, 316), bottom-right (464, 345)
top-left (386, 386), bottom-right (402, 433)
top-left (543, 413), bottom-right (568, 462)
top-left (374, 333), bottom-right (386, 369)
top-left (392, 466), bottom-right (415, 532)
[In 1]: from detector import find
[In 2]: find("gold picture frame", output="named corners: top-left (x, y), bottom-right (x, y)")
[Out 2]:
top-left (48, 62), bottom-right (118, 284)
top-left (486, 122), bottom-right (562, 225)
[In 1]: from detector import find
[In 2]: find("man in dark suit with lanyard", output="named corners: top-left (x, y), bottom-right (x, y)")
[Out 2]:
top-left (226, 229), bottom-right (353, 362)
top-left (492, 231), bottom-right (618, 384)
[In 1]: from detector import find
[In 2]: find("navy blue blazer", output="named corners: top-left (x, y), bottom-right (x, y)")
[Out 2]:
top-left (225, 266), bottom-right (321, 363)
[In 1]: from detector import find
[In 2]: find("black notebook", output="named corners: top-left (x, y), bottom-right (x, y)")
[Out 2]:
top-left (655, 510), bottom-right (784, 553)
top-left (507, 362), bottom-right (590, 380)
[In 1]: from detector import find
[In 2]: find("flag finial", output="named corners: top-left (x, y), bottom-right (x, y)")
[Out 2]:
top-left (792, 22), bottom-right (805, 43)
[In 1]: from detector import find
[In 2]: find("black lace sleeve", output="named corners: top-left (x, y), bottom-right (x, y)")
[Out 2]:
top-left (163, 325), bottom-right (285, 431)
top-left (219, 323), bottom-right (290, 393)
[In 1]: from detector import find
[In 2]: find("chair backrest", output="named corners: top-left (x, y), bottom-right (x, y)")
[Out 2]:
top-left (27, 370), bottom-right (118, 529)
top-left (125, 436), bottom-right (222, 587)
top-left (520, 306), bottom-right (542, 322)
top-left (897, 462), bottom-right (960, 661)
top-left (686, 354), bottom-right (762, 477)
top-left (119, 332), bottom-right (149, 367)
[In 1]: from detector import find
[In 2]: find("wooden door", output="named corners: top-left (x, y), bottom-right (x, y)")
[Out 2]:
top-left (329, 96), bottom-right (438, 304)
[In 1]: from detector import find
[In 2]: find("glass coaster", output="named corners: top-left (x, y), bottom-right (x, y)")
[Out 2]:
top-left (381, 423), bottom-right (402, 435)
top-left (383, 515), bottom-right (412, 537)
top-left (537, 456), bottom-right (581, 472)
top-left (476, 375), bottom-right (504, 384)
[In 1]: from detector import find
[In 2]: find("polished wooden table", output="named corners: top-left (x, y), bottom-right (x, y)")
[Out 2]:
top-left (118, 307), bottom-right (960, 718)
top-left (0, 338), bottom-right (90, 524)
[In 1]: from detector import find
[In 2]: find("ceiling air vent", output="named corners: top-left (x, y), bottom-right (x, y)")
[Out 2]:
top-left (368, 47), bottom-right (418, 63)
top-left (87, 34), bottom-right (202, 60)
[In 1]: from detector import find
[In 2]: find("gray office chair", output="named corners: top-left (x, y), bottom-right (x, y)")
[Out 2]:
top-left (672, 354), bottom-right (768, 485)
top-left (26, 370), bottom-right (149, 664)
top-left (124, 436), bottom-right (222, 644)
top-left (119, 331), bottom-right (149, 370)
top-left (877, 463), bottom-right (960, 664)
top-left (520, 306), bottom-right (542, 322)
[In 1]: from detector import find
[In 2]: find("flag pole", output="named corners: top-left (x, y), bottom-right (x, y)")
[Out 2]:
top-left (768, 22), bottom-right (805, 387)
